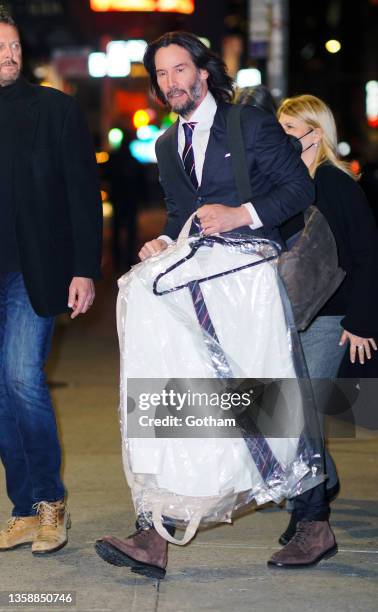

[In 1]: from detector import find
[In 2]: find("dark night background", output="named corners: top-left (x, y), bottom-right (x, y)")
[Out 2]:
top-left (2, 1), bottom-right (378, 172)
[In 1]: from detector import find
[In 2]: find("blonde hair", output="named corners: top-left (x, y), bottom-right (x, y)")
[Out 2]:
top-left (277, 94), bottom-right (358, 180)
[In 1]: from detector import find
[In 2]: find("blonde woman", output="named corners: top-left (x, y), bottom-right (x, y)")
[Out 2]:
top-left (278, 95), bottom-right (377, 377)
top-left (272, 94), bottom-right (378, 559)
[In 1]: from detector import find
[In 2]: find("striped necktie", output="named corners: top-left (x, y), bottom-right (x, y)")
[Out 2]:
top-left (187, 278), bottom-right (285, 484)
top-left (182, 122), bottom-right (198, 189)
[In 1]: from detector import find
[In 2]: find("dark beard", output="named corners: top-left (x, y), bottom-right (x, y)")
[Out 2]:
top-left (165, 75), bottom-right (203, 118)
top-left (170, 96), bottom-right (197, 118)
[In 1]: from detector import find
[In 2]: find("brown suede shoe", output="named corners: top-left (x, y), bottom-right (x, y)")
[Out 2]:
top-left (32, 500), bottom-right (71, 555)
top-left (0, 516), bottom-right (39, 551)
top-left (268, 520), bottom-right (338, 568)
top-left (95, 527), bottom-right (167, 579)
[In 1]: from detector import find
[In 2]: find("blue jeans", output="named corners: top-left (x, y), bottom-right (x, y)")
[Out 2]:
top-left (288, 316), bottom-right (347, 517)
top-left (300, 315), bottom-right (346, 379)
top-left (0, 272), bottom-right (65, 517)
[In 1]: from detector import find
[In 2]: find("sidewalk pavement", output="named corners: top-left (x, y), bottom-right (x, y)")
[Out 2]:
top-left (0, 275), bottom-right (377, 612)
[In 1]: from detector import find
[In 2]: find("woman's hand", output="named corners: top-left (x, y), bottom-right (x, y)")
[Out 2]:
top-left (339, 330), bottom-right (377, 364)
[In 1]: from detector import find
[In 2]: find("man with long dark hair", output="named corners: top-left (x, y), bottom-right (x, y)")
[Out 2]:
top-left (95, 32), bottom-right (320, 579)
top-left (138, 31), bottom-right (314, 256)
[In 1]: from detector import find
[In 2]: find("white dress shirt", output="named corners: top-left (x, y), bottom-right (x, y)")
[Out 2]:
top-left (159, 91), bottom-right (263, 244)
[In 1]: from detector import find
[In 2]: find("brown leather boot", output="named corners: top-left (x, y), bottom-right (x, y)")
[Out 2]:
top-left (268, 520), bottom-right (338, 568)
top-left (32, 500), bottom-right (71, 555)
top-left (0, 516), bottom-right (39, 551)
top-left (95, 527), bottom-right (168, 579)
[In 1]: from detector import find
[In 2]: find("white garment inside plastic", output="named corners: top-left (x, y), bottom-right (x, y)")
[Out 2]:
top-left (117, 233), bottom-right (324, 544)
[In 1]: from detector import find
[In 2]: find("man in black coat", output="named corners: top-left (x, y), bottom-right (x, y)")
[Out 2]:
top-left (0, 10), bottom-right (102, 554)
top-left (95, 32), bottom-right (335, 579)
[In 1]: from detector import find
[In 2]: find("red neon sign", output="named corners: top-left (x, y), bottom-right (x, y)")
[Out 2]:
top-left (90, 0), bottom-right (194, 14)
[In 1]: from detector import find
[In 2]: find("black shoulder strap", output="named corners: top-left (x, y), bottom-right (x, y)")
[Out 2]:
top-left (226, 105), bottom-right (253, 203)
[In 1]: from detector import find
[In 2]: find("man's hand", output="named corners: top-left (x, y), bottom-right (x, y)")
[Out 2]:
top-left (68, 277), bottom-right (95, 319)
top-left (339, 330), bottom-right (377, 364)
top-left (138, 239), bottom-right (168, 261)
top-left (196, 204), bottom-right (252, 235)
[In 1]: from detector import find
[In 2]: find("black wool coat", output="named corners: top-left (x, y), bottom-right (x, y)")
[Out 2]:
top-left (11, 77), bottom-right (102, 317)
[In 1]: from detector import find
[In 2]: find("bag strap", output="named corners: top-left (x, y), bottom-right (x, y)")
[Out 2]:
top-left (178, 211), bottom-right (199, 239)
top-left (226, 105), bottom-right (253, 204)
top-left (152, 502), bottom-right (202, 546)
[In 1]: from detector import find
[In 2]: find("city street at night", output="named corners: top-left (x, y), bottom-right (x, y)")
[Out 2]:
top-left (0, 1), bottom-right (378, 610)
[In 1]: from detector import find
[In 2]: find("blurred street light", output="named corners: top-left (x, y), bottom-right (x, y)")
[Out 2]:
top-left (137, 125), bottom-right (160, 141)
top-left (106, 41), bottom-right (131, 77)
top-left (350, 159), bottom-right (361, 175)
top-left (124, 40), bottom-right (147, 62)
top-left (102, 201), bottom-right (113, 219)
top-left (88, 40), bottom-right (146, 78)
top-left (133, 109), bottom-right (150, 129)
top-left (325, 39), bottom-right (342, 54)
top-left (366, 81), bottom-right (378, 128)
top-left (96, 151), bottom-right (110, 163)
top-left (236, 68), bottom-right (262, 88)
top-left (108, 128), bottom-right (124, 148)
top-left (88, 52), bottom-right (107, 77)
top-left (337, 141), bottom-right (351, 156)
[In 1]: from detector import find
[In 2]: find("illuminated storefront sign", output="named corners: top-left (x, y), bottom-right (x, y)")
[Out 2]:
top-left (90, 0), bottom-right (194, 14)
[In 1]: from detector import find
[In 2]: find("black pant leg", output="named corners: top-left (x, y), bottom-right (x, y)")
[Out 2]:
top-left (293, 481), bottom-right (330, 521)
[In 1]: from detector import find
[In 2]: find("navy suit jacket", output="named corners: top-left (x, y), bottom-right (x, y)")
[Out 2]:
top-left (155, 101), bottom-right (315, 246)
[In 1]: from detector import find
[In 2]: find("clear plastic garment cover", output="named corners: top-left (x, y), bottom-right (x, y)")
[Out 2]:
top-left (116, 221), bottom-right (325, 545)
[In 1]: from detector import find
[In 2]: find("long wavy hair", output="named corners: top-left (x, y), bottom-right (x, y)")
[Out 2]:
top-left (143, 31), bottom-right (234, 105)
top-left (277, 94), bottom-right (357, 180)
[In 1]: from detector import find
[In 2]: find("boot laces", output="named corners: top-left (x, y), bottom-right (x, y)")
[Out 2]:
top-left (6, 517), bottom-right (19, 532)
top-left (128, 526), bottom-right (154, 542)
top-left (290, 520), bottom-right (314, 546)
top-left (32, 501), bottom-right (60, 528)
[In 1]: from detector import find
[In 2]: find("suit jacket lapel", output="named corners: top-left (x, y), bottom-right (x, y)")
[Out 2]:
top-left (200, 103), bottom-right (228, 190)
